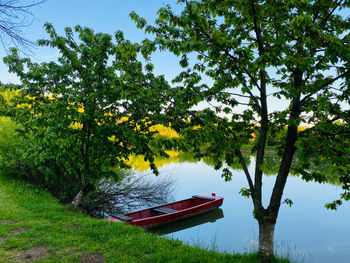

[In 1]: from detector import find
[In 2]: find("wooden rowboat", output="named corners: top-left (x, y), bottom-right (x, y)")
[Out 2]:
top-left (107, 193), bottom-right (224, 228)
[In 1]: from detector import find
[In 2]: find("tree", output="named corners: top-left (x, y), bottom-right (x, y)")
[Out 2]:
top-left (3, 23), bottom-right (170, 210)
top-left (0, 0), bottom-right (46, 50)
top-left (131, 0), bottom-right (350, 262)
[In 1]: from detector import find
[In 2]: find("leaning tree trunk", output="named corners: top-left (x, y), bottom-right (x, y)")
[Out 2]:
top-left (71, 187), bottom-right (85, 211)
top-left (258, 218), bottom-right (276, 263)
top-left (71, 183), bottom-right (95, 211)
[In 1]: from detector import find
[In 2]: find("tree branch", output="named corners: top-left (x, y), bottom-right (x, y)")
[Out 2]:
top-left (0, 0), bottom-right (47, 51)
top-left (299, 69), bottom-right (350, 106)
top-left (184, 0), bottom-right (261, 91)
top-left (318, 0), bottom-right (344, 27)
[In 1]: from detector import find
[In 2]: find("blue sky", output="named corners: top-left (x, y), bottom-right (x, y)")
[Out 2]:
top-left (0, 0), bottom-right (182, 84)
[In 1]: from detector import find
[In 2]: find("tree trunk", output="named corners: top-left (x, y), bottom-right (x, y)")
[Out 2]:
top-left (71, 187), bottom-right (84, 211)
top-left (71, 183), bottom-right (95, 211)
top-left (258, 218), bottom-right (276, 263)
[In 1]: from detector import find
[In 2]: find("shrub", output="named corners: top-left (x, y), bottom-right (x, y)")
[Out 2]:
top-left (0, 115), bottom-right (81, 203)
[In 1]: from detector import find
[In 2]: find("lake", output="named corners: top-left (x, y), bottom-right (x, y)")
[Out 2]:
top-left (131, 155), bottom-right (350, 263)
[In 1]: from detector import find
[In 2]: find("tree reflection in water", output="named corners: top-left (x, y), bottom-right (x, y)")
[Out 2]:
top-left (128, 151), bottom-right (341, 185)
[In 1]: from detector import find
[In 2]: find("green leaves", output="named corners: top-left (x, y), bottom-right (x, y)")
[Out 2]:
top-left (3, 24), bottom-right (170, 204)
top-left (221, 168), bottom-right (232, 182)
top-left (282, 198), bottom-right (294, 207)
top-left (239, 188), bottom-right (251, 199)
top-left (131, 0), bottom-right (350, 214)
top-left (325, 200), bottom-right (342, 210)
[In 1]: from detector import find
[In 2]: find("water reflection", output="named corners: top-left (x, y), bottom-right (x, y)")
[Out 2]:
top-left (129, 151), bottom-right (341, 185)
top-left (130, 155), bottom-right (349, 263)
top-left (128, 150), bottom-right (251, 173)
top-left (148, 208), bottom-right (224, 235)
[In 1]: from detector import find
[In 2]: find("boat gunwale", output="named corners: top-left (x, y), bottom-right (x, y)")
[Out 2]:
top-left (126, 196), bottom-right (223, 223)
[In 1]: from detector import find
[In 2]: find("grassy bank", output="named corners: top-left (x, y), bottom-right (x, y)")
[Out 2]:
top-left (0, 175), bottom-right (289, 263)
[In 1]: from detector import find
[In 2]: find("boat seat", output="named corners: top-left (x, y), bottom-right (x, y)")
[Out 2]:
top-left (110, 213), bottom-right (133, 222)
top-left (192, 195), bottom-right (216, 201)
top-left (153, 207), bottom-right (177, 214)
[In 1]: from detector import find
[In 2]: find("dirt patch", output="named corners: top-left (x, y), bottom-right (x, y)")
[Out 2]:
top-left (0, 220), bottom-right (17, 224)
top-left (11, 228), bottom-right (28, 235)
top-left (81, 253), bottom-right (105, 263)
top-left (0, 237), bottom-right (6, 243)
top-left (16, 245), bottom-right (49, 262)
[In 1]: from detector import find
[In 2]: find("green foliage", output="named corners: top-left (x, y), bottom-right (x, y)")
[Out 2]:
top-left (294, 123), bottom-right (350, 209)
top-left (239, 188), bottom-right (251, 199)
top-left (282, 199), bottom-right (293, 208)
top-left (0, 116), bottom-right (24, 176)
top-left (0, 95), bottom-right (4, 115)
top-left (0, 111), bottom-right (81, 203)
top-left (132, 0), bottom-right (350, 206)
top-left (132, 1), bottom-right (350, 260)
top-left (2, 24), bottom-right (170, 206)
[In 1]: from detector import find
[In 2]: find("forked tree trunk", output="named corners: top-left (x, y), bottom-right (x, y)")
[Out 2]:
top-left (258, 219), bottom-right (276, 263)
top-left (71, 187), bottom-right (84, 211)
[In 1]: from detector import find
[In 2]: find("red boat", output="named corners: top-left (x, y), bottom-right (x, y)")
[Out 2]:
top-left (107, 193), bottom-right (223, 228)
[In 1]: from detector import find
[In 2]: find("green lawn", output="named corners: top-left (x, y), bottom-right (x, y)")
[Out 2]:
top-left (0, 175), bottom-right (289, 263)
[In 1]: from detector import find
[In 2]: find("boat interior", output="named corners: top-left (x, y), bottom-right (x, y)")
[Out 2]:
top-left (126, 196), bottom-right (214, 220)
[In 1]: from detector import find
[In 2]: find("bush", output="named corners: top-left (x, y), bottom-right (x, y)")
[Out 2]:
top-left (0, 116), bottom-right (174, 215)
top-left (0, 116), bottom-right (27, 176)
top-left (0, 115), bottom-right (82, 203)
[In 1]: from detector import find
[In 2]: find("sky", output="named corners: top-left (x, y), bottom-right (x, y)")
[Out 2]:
top-left (0, 1), bottom-right (348, 113)
top-left (0, 0), bottom-right (182, 84)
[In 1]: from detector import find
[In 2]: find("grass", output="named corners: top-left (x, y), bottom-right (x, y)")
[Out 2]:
top-left (0, 175), bottom-right (291, 263)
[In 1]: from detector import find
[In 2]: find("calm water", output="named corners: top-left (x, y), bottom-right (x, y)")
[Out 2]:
top-left (134, 157), bottom-right (350, 263)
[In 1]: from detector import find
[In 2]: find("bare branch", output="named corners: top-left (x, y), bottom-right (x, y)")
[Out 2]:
top-left (81, 174), bottom-right (175, 217)
top-left (0, 0), bottom-right (47, 51)
top-left (220, 91), bottom-right (252, 99)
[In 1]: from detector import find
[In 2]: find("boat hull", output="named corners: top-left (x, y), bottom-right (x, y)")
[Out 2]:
top-left (107, 194), bottom-right (223, 228)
